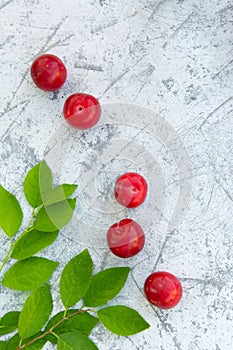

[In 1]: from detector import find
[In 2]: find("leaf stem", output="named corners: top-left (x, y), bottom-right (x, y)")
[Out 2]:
top-left (24, 207), bottom-right (40, 233)
top-left (63, 308), bottom-right (68, 317)
top-left (17, 308), bottom-right (92, 349)
top-left (0, 238), bottom-right (13, 273)
top-left (51, 331), bottom-right (59, 339)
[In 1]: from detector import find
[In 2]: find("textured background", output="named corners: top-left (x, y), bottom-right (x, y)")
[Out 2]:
top-left (0, 0), bottom-right (233, 349)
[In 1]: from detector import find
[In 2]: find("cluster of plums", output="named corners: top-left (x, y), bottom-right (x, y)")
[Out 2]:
top-left (30, 53), bottom-right (183, 310)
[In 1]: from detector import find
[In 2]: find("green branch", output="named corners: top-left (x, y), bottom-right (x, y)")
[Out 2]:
top-left (18, 309), bottom-right (91, 349)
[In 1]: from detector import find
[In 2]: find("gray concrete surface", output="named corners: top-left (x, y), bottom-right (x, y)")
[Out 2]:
top-left (0, 0), bottom-right (233, 349)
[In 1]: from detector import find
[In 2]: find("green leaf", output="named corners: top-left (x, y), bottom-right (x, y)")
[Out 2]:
top-left (0, 341), bottom-right (7, 350)
top-left (43, 184), bottom-right (78, 206)
top-left (2, 257), bottom-right (59, 291)
top-left (60, 249), bottom-right (93, 308)
top-left (11, 229), bottom-right (58, 260)
top-left (0, 311), bottom-right (20, 336)
top-left (33, 198), bottom-right (76, 232)
top-left (84, 267), bottom-right (130, 307)
top-left (18, 284), bottom-right (53, 339)
top-left (0, 343), bottom-right (6, 350)
top-left (24, 160), bottom-right (53, 208)
top-left (97, 306), bottom-right (150, 336)
top-left (0, 333), bottom-right (20, 349)
top-left (57, 332), bottom-right (98, 350)
top-left (0, 185), bottom-right (23, 238)
top-left (44, 310), bottom-right (98, 344)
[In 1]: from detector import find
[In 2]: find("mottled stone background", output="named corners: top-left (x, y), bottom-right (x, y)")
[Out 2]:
top-left (0, 0), bottom-right (233, 349)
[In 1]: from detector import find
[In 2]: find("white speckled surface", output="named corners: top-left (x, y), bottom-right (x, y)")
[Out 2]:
top-left (0, 0), bottom-right (233, 349)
